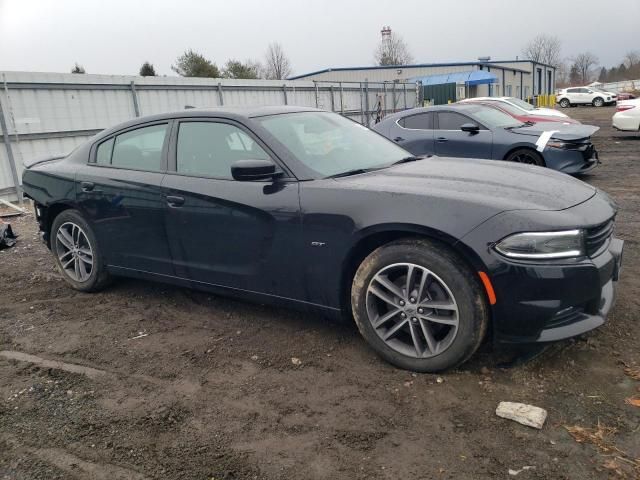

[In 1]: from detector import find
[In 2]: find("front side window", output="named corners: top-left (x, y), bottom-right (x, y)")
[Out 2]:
top-left (457, 105), bottom-right (521, 129)
top-left (256, 111), bottom-right (409, 178)
top-left (177, 122), bottom-right (270, 178)
top-left (437, 112), bottom-right (471, 130)
top-left (111, 124), bottom-right (168, 171)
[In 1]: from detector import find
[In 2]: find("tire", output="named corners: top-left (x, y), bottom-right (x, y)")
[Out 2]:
top-left (505, 148), bottom-right (545, 167)
top-left (50, 209), bottom-right (111, 292)
top-left (351, 238), bottom-right (489, 372)
top-left (593, 97), bottom-right (604, 107)
top-left (559, 98), bottom-right (570, 108)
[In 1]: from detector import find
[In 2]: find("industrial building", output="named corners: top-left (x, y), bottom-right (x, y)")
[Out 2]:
top-left (289, 59), bottom-right (557, 102)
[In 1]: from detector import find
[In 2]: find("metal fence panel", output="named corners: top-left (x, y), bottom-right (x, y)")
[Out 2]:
top-left (0, 72), bottom-right (417, 200)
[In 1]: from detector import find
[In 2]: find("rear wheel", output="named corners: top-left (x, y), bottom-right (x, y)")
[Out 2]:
top-left (593, 97), bottom-right (604, 107)
top-left (51, 209), bottom-right (111, 292)
top-left (559, 98), bottom-right (570, 108)
top-left (505, 148), bottom-right (545, 167)
top-left (351, 238), bottom-right (489, 372)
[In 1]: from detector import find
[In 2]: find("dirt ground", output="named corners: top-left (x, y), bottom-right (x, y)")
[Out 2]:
top-left (1, 106), bottom-right (639, 480)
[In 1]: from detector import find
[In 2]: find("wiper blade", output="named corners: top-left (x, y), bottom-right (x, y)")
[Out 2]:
top-left (390, 155), bottom-right (427, 166)
top-left (504, 123), bottom-right (528, 130)
top-left (326, 167), bottom-right (382, 179)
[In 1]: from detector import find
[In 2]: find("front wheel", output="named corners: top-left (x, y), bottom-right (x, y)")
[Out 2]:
top-left (505, 148), bottom-right (545, 167)
top-left (351, 239), bottom-right (489, 372)
top-left (593, 97), bottom-right (604, 107)
top-left (51, 209), bottom-right (111, 292)
top-left (559, 98), bottom-right (570, 108)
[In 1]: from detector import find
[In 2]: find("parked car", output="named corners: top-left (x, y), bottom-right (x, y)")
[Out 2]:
top-left (615, 92), bottom-right (636, 101)
top-left (556, 87), bottom-right (617, 108)
top-left (458, 99), bottom-right (580, 124)
top-left (612, 99), bottom-right (640, 131)
top-left (373, 104), bottom-right (599, 174)
top-left (22, 107), bottom-right (623, 372)
top-left (460, 96), bottom-right (569, 119)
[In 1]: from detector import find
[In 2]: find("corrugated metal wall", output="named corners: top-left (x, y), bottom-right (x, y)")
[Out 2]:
top-left (0, 71), bottom-right (418, 200)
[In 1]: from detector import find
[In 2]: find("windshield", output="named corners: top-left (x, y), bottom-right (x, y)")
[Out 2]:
top-left (459, 105), bottom-right (522, 128)
top-left (256, 112), bottom-right (410, 178)
top-left (506, 97), bottom-right (535, 111)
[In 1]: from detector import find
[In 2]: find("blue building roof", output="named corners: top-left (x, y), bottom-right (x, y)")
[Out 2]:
top-left (409, 70), bottom-right (498, 86)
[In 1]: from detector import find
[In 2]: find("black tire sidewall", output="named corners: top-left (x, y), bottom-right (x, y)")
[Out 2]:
top-left (560, 99), bottom-right (570, 108)
top-left (51, 209), bottom-right (106, 292)
top-left (593, 97), bottom-right (604, 107)
top-left (506, 148), bottom-right (545, 167)
top-left (351, 239), bottom-right (488, 372)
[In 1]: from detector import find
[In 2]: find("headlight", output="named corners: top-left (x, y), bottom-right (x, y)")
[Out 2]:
top-left (495, 230), bottom-right (585, 259)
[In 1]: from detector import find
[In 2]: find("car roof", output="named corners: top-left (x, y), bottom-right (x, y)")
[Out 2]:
top-left (96, 105), bottom-right (323, 138)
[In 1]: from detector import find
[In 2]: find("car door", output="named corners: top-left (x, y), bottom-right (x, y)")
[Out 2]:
top-left (75, 121), bottom-right (174, 275)
top-left (162, 118), bottom-right (303, 299)
top-left (434, 111), bottom-right (493, 159)
top-left (389, 112), bottom-right (435, 155)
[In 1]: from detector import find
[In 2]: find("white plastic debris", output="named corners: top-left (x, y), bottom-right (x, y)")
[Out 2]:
top-left (508, 466), bottom-right (535, 476)
top-left (291, 357), bottom-right (302, 366)
top-left (496, 402), bottom-right (547, 429)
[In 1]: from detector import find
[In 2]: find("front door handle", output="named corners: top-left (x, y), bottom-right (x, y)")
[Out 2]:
top-left (166, 195), bottom-right (185, 207)
top-left (81, 181), bottom-right (95, 192)
top-left (393, 136), bottom-right (405, 142)
top-left (436, 137), bottom-right (448, 142)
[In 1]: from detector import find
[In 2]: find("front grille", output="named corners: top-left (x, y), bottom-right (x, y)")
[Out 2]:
top-left (585, 218), bottom-right (615, 256)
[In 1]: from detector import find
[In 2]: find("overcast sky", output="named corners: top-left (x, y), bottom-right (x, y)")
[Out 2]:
top-left (0, 0), bottom-right (637, 77)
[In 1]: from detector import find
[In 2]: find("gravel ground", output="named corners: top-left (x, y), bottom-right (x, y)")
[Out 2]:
top-left (1, 106), bottom-right (639, 479)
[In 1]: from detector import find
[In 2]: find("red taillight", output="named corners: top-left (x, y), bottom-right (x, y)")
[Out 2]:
top-left (616, 105), bottom-right (636, 112)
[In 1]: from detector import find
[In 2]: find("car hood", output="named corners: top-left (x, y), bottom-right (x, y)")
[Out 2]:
top-left (509, 122), bottom-right (599, 140)
top-left (334, 156), bottom-right (596, 212)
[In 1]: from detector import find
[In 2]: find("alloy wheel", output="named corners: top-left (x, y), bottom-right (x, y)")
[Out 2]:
top-left (365, 262), bottom-right (459, 358)
top-left (511, 152), bottom-right (539, 164)
top-left (55, 222), bottom-right (94, 282)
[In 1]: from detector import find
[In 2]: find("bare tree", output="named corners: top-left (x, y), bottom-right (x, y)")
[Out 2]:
top-left (263, 43), bottom-right (292, 80)
top-left (374, 32), bottom-right (413, 66)
top-left (623, 50), bottom-right (640, 69)
top-left (71, 63), bottom-right (86, 74)
top-left (571, 52), bottom-right (599, 84)
top-left (522, 34), bottom-right (562, 67)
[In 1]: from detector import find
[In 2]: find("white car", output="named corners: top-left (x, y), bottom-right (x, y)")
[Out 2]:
top-left (556, 87), bottom-right (617, 108)
top-left (612, 99), bottom-right (640, 131)
top-left (460, 96), bottom-right (569, 119)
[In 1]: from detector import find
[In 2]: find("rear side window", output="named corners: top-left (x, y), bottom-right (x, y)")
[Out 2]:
top-left (110, 124), bottom-right (168, 171)
top-left (400, 113), bottom-right (433, 130)
top-left (437, 112), bottom-right (470, 130)
top-left (95, 138), bottom-right (114, 165)
top-left (176, 122), bottom-right (270, 179)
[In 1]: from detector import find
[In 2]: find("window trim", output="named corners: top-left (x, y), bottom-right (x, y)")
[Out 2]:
top-left (167, 117), bottom-right (294, 181)
top-left (88, 120), bottom-right (172, 173)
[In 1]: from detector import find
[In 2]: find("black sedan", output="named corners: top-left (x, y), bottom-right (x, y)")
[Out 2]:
top-left (372, 103), bottom-right (600, 174)
top-left (22, 106), bottom-right (623, 372)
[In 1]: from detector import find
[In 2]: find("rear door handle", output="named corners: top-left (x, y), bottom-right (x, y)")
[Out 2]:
top-left (166, 195), bottom-right (185, 207)
top-left (436, 137), bottom-right (448, 142)
top-left (393, 137), bottom-right (405, 142)
top-left (80, 181), bottom-right (95, 192)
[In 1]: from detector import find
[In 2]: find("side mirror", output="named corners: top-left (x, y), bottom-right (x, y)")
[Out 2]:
top-left (231, 159), bottom-right (280, 181)
top-left (460, 123), bottom-right (480, 133)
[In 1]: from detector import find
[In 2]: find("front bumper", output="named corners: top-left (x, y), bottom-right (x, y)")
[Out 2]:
top-left (492, 236), bottom-right (623, 344)
top-left (544, 146), bottom-right (599, 175)
top-left (461, 191), bottom-right (621, 345)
